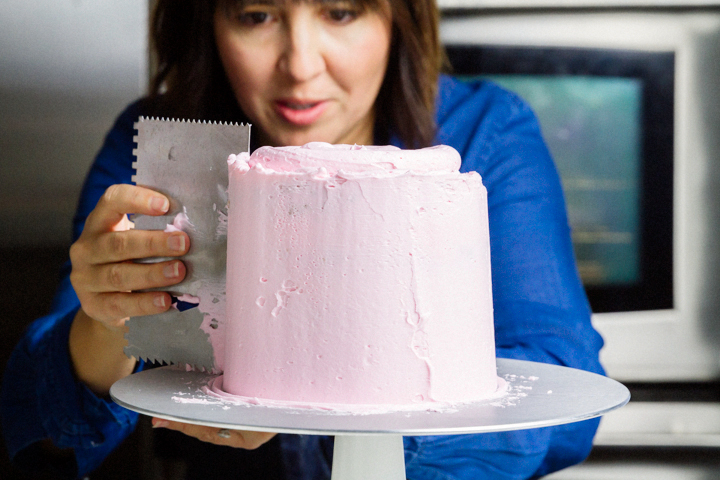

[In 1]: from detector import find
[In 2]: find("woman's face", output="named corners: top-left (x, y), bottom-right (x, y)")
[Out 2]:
top-left (214, 0), bottom-right (392, 147)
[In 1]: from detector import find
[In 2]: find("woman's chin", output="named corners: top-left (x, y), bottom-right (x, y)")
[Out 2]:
top-left (258, 119), bottom-right (372, 148)
top-left (261, 130), bottom-right (337, 148)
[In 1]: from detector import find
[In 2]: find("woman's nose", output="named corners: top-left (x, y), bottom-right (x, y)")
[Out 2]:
top-left (278, 18), bottom-right (325, 82)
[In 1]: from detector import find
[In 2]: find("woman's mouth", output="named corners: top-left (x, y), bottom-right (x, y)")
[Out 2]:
top-left (275, 99), bottom-right (328, 126)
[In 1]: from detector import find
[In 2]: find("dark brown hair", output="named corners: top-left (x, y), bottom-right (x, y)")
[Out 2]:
top-left (148, 0), bottom-right (444, 148)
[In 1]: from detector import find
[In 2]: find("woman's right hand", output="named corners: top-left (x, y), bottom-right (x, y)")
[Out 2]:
top-left (68, 184), bottom-right (190, 395)
top-left (70, 184), bottom-right (190, 330)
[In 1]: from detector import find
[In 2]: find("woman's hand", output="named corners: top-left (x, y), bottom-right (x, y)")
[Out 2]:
top-left (70, 184), bottom-right (190, 329)
top-left (69, 184), bottom-right (190, 395)
top-left (152, 418), bottom-right (277, 450)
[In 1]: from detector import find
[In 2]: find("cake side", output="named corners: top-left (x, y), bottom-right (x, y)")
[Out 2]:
top-left (223, 143), bottom-right (497, 407)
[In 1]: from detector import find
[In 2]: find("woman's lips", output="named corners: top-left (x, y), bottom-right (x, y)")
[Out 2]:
top-left (275, 99), bottom-right (328, 126)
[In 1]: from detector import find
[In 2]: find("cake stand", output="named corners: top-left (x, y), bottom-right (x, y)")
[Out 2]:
top-left (110, 359), bottom-right (629, 480)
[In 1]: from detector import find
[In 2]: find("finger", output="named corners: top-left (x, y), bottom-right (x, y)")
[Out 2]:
top-left (89, 229), bottom-right (189, 264)
top-left (84, 291), bottom-right (173, 326)
top-left (152, 419), bottom-right (276, 450)
top-left (86, 185), bottom-right (170, 234)
top-left (86, 259), bottom-right (186, 294)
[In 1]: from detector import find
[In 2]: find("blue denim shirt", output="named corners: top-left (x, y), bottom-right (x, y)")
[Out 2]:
top-left (1, 75), bottom-right (604, 479)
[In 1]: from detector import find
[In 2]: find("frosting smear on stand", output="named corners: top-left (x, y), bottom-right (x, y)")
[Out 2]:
top-left (221, 142), bottom-right (500, 409)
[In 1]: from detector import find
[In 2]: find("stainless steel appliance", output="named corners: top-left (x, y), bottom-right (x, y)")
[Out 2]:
top-left (438, 0), bottom-right (720, 460)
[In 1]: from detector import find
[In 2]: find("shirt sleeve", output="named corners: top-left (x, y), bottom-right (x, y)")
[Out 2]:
top-left (401, 77), bottom-right (605, 480)
top-left (1, 101), bottom-right (145, 479)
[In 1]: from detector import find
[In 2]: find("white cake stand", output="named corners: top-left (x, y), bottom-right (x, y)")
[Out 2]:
top-left (110, 359), bottom-right (629, 480)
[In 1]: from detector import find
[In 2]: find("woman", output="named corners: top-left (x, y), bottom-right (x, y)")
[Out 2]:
top-left (1, 0), bottom-right (605, 478)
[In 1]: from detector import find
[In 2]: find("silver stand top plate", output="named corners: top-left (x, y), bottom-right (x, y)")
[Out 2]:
top-left (110, 359), bottom-right (629, 436)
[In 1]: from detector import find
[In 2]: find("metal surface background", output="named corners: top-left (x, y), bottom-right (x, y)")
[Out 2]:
top-left (0, 0), bottom-right (148, 247)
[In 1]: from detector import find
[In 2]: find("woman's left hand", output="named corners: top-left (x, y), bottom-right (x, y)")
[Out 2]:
top-left (151, 418), bottom-right (276, 449)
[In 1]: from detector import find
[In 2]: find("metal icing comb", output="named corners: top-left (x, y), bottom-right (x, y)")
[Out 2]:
top-left (124, 117), bottom-right (250, 371)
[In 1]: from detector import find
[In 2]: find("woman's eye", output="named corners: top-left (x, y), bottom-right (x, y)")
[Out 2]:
top-left (326, 9), bottom-right (358, 23)
top-left (237, 11), bottom-right (272, 26)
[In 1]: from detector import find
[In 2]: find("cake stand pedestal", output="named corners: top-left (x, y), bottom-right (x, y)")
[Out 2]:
top-left (110, 359), bottom-right (629, 480)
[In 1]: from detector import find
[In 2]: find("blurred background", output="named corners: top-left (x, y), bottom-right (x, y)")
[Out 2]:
top-left (3, 0), bottom-right (720, 479)
top-left (0, 1), bottom-right (149, 478)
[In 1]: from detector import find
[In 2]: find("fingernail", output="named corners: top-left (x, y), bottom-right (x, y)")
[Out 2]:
top-left (152, 419), bottom-right (170, 429)
top-left (167, 233), bottom-right (186, 252)
top-left (163, 262), bottom-right (180, 278)
top-left (154, 294), bottom-right (167, 308)
top-left (150, 196), bottom-right (169, 213)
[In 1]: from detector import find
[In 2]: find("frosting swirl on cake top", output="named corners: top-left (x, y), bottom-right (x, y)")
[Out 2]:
top-left (229, 142), bottom-right (461, 175)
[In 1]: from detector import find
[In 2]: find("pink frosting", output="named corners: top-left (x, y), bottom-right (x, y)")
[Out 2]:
top-left (164, 211), bottom-right (193, 233)
top-left (223, 143), bottom-right (497, 407)
top-left (239, 142), bottom-right (461, 175)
